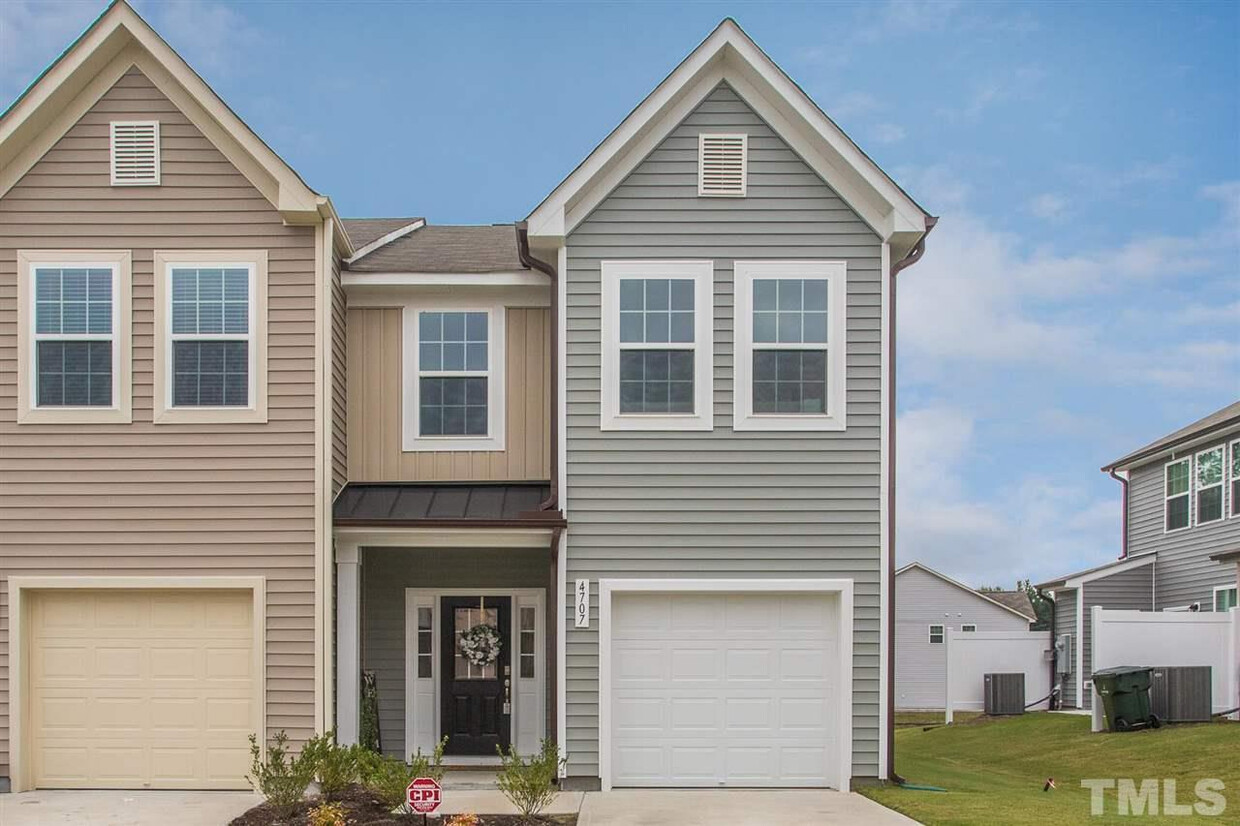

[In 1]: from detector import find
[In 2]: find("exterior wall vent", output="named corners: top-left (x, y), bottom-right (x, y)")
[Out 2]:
top-left (110, 121), bottom-right (160, 186)
top-left (698, 133), bottom-right (747, 197)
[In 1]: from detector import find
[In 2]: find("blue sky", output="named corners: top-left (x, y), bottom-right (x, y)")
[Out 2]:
top-left (3, 0), bottom-right (1237, 587)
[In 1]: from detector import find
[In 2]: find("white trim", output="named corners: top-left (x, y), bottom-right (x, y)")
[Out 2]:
top-left (404, 588), bottom-right (546, 758)
top-left (697, 132), bottom-right (747, 197)
top-left (1214, 584), bottom-right (1238, 613)
top-left (1164, 456), bottom-right (1192, 533)
top-left (596, 578), bottom-right (853, 792)
top-left (344, 219), bottom-right (426, 264)
top-left (928, 623), bottom-right (945, 644)
top-left (896, 562), bottom-right (1038, 622)
top-left (556, 244), bottom-right (569, 777)
top-left (109, 120), bottom-right (160, 186)
top-left (1076, 587), bottom-right (1085, 709)
top-left (341, 270), bottom-right (548, 288)
top-left (336, 542), bottom-right (361, 744)
top-left (961, 623), bottom-right (977, 633)
top-left (1195, 445), bottom-right (1226, 526)
top-left (16, 250), bottom-right (133, 424)
top-left (732, 260), bottom-right (847, 432)
top-left (401, 300), bottom-right (507, 451)
top-left (877, 240), bottom-right (889, 775)
top-left (332, 527), bottom-right (555, 549)
top-left (1230, 439), bottom-right (1240, 518)
top-left (599, 260), bottom-right (714, 431)
top-left (6, 575), bottom-right (266, 793)
top-left (1062, 553), bottom-right (1157, 589)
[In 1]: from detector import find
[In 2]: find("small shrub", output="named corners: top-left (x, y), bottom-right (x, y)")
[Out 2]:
top-left (496, 739), bottom-right (564, 818)
top-left (302, 730), bottom-right (360, 798)
top-left (446, 814), bottom-right (480, 826)
top-left (357, 736), bottom-right (448, 813)
top-left (307, 801), bottom-right (350, 826)
top-left (247, 730), bottom-right (315, 814)
top-left (410, 735), bottom-right (448, 784)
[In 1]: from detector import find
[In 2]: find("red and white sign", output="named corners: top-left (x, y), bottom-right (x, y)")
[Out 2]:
top-left (406, 777), bottom-right (441, 814)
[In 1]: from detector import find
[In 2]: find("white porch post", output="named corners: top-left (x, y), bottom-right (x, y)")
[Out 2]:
top-left (337, 542), bottom-right (361, 744)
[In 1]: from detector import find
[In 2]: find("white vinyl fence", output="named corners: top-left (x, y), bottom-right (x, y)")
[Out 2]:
top-left (944, 629), bottom-right (1052, 723)
top-left (1090, 606), bottom-right (1239, 733)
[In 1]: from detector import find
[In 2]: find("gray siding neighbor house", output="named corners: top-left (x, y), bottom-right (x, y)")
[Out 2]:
top-left (894, 563), bottom-right (1036, 710)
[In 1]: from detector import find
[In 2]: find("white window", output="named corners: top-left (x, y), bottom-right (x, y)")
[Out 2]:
top-left (733, 260), bottom-right (847, 431)
top-left (1164, 457), bottom-right (1190, 532)
top-left (1195, 446), bottom-right (1225, 525)
top-left (1230, 440), bottom-right (1239, 518)
top-left (698, 133), bottom-right (747, 197)
top-left (16, 250), bottom-right (132, 424)
top-left (1214, 585), bottom-right (1238, 613)
top-left (403, 301), bottom-right (506, 451)
top-left (153, 250), bottom-right (268, 424)
top-left (961, 624), bottom-right (977, 632)
top-left (928, 624), bottom-right (945, 644)
top-left (600, 260), bottom-right (713, 431)
top-left (110, 121), bottom-right (160, 186)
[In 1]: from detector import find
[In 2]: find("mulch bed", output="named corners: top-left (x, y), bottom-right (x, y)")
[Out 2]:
top-left (229, 784), bottom-right (576, 826)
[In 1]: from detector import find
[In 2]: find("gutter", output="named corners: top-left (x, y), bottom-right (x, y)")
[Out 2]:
top-left (886, 217), bottom-right (938, 785)
top-left (1108, 468), bottom-right (1129, 559)
top-left (515, 222), bottom-right (560, 513)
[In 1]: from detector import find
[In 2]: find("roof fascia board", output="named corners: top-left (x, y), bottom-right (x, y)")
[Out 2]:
top-left (896, 561), bottom-right (1036, 622)
top-left (317, 197), bottom-right (356, 257)
top-left (1064, 554), bottom-right (1156, 589)
top-left (345, 220), bottom-right (427, 264)
top-left (1104, 419), bottom-right (1240, 473)
top-left (342, 270), bottom-right (547, 288)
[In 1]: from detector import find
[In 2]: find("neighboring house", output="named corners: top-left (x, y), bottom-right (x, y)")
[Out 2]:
top-left (0, 3), bottom-right (935, 795)
top-left (894, 563), bottom-right (1036, 710)
top-left (1036, 401), bottom-right (1240, 709)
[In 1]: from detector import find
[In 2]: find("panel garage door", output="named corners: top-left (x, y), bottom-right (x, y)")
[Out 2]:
top-left (609, 591), bottom-right (839, 787)
top-left (28, 589), bottom-right (257, 789)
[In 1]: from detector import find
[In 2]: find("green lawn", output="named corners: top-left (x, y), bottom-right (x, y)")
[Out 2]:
top-left (860, 713), bottom-right (1239, 825)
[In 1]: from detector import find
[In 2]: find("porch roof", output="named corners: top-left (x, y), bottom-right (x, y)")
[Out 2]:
top-left (333, 482), bottom-right (563, 527)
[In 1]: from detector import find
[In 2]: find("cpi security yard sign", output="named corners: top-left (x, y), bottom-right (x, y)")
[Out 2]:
top-left (406, 776), bottom-right (442, 814)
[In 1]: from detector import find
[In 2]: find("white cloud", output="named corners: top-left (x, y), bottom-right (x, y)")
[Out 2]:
top-left (0, 0), bottom-right (101, 103)
top-left (828, 91), bottom-right (882, 121)
top-left (1028, 193), bottom-right (1067, 220)
top-left (872, 122), bottom-right (906, 144)
top-left (138, 0), bottom-right (263, 78)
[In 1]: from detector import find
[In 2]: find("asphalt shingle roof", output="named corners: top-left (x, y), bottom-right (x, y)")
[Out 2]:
top-left (341, 217), bottom-right (423, 250)
top-left (343, 222), bottom-right (527, 274)
top-left (1103, 401), bottom-right (1240, 471)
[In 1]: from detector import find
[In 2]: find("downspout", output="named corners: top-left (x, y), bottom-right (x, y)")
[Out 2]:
top-left (516, 222), bottom-right (560, 512)
top-left (887, 217), bottom-right (937, 785)
top-left (1108, 468), bottom-right (1129, 559)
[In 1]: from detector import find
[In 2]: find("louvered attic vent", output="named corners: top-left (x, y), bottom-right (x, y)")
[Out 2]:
top-left (110, 121), bottom-right (160, 186)
top-left (698, 133), bottom-right (747, 197)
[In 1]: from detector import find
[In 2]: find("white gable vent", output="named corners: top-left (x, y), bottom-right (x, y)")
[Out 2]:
top-left (698, 133), bottom-right (747, 197)
top-left (110, 121), bottom-right (160, 186)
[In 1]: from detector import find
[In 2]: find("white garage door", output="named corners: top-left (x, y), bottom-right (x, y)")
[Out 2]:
top-left (609, 591), bottom-right (839, 787)
top-left (28, 589), bottom-right (258, 790)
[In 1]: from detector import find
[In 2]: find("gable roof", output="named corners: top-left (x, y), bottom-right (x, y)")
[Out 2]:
top-left (344, 223), bottom-right (527, 274)
top-left (525, 18), bottom-right (933, 258)
top-left (1102, 401), bottom-right (1240, 472)
top-left (985, 590), bottom-right (1037, 620)
top-left (895, 562), bottom-right (1037, 622)
top-left (0, 0), bottom-right (351, 253)
top-left (343, 218), bottom-right (425, 250)
top-left (1034, 551), bottom-right (1157, 591)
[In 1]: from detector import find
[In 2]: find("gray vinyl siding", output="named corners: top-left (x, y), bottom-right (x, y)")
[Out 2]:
top-left (360, 547), bottom-right (551, 758)
top-left (1080, 564), bottom-right (1154, 709)
top-left (563, 83), bottom-right (884, 782)
top-left (1052, 589), bottom-right (1078, 707)
top-left (894, 567), bottom-right (1031, 710)
top-left (1126, 433), bottom-right (1240, 610)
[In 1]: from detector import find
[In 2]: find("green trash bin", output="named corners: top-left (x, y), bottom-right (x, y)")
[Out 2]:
top-left (1092, 666), bottom-right (1162, 732)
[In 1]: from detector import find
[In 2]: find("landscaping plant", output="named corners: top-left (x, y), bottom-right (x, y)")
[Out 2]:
top-left (357, 737), bottom-right (447, 812)
top-left (495, 739), bottom-right (565, 818)
top-left (445, 815), bottom-right (480, 826)
top-left (301, 730), bottom-right (361, 798)
top-left (307, 800), bottom-right (350, 826)
top-left (360, 670), bottom-right (381, 753)
top-left (246, 730), bottom-right (316, 815)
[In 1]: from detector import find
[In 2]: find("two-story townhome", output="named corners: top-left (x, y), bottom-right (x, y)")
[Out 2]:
top-left (1, 3), bottom-right (935, 794)
top-left (1036, 401), bottom-right (1239, 709)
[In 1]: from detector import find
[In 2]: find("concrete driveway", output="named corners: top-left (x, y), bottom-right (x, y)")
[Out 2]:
top-left (0, 790), bottom-right (261, 826)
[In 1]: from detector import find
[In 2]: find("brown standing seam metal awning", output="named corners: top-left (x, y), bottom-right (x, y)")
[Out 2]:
top-left (333, 483), bottom-right (564, 528)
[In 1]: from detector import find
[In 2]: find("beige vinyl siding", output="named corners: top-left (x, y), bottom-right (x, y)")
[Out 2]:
top-left (0, 67), bottom-right (318, 778)
top-left (331, 253), bottom-right (347, 494)
top-left (563, 83), bottom-right (884, 781)
top-left (345, 307), bottom-right (551, 482)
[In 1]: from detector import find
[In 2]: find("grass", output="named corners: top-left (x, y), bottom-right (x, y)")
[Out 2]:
top-left (859, 713), bottom-right (1239, 825)
top-left (893, 710), bottom-right (981, 728)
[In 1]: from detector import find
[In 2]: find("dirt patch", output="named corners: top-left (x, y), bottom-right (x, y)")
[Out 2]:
top-left (229, 784), bottom-right (576, 826)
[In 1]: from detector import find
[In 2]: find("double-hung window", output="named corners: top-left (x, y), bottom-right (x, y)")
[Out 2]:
top-left (1215, 585), bottom-right (1238, 613)
top-left (1195, 446), bottom-right (1224, 525)
top-left (733, 260), bottom-right (847, 431)
top-left (1164, 457), bottom-right (1190, 532)
top-left (928, 625), bottom-right (945, 644)
top-left (153, 250), bottom-right (267, 424)
top-left (600, 261), bottom-right (713, 430)
top-left (17, 250), bottom-right (132, 424)
top-left (403, 304), bottom-right (505, 451)
top-left (1230, 440), bottom-right (1239, 518)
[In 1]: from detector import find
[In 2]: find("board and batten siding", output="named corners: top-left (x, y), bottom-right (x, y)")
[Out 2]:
top-left (563, 82), bottom-right (885, 782)
top-left (1079, 564), bottom-right (1154, 709)
top-left (1126, 436), bottom-right (1240, 610)
top-left (0, 67), bottom-right (319, 778)
top-left (894, 567), bottom-right (1031, 710)
top-left (345, 306), bottom-right (550, 482)
top-left (1051, 589), bottom-right (1079, 707)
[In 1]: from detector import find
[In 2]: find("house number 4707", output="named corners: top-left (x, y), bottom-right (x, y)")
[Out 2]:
top-left (575, 579), bottom-right (590, 628)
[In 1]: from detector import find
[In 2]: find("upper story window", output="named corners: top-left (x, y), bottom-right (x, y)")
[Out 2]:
top-left (1195, 446), bottom-right (1225, 525)
top-left (733, 260), bottom-right (847, 432)
top-left (110, 121), bottom-right (160, 186)
top-left (1231, 440), bottom-right (1239, 518)
top-left (961, 624), bottom-right (977, 632)
top-left (698, 133), bottom-right (747, 197)
top-left (600, 260), bottom-right (713, 431)
top-left (1165, 457), bottom-right (1190, 532)
top-left (16, 250), bottom-right (132, 424)
top-left (403, 302), bottom-right (506, 451)
top-left (153, 250), bottom-right (268, 424)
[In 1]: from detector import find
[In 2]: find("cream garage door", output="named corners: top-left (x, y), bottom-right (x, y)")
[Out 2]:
top-left (610, 591), bottom-right (839, 788)
top-left (29, 589), bottom-right (258, 790)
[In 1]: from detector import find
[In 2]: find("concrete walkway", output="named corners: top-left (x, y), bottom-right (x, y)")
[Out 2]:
top-left (0, 790), bottom-right (262, 826)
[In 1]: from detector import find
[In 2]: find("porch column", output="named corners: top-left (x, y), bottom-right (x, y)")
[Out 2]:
top-left (337, 542), bottom-right (361, 744)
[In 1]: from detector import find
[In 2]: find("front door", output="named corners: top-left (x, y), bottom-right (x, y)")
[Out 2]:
top-left (441, 596), bottom-right (511, 756)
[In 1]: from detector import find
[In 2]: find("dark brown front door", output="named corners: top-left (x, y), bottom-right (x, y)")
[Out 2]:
top-left (441, 596), bottom-right (511, 756)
